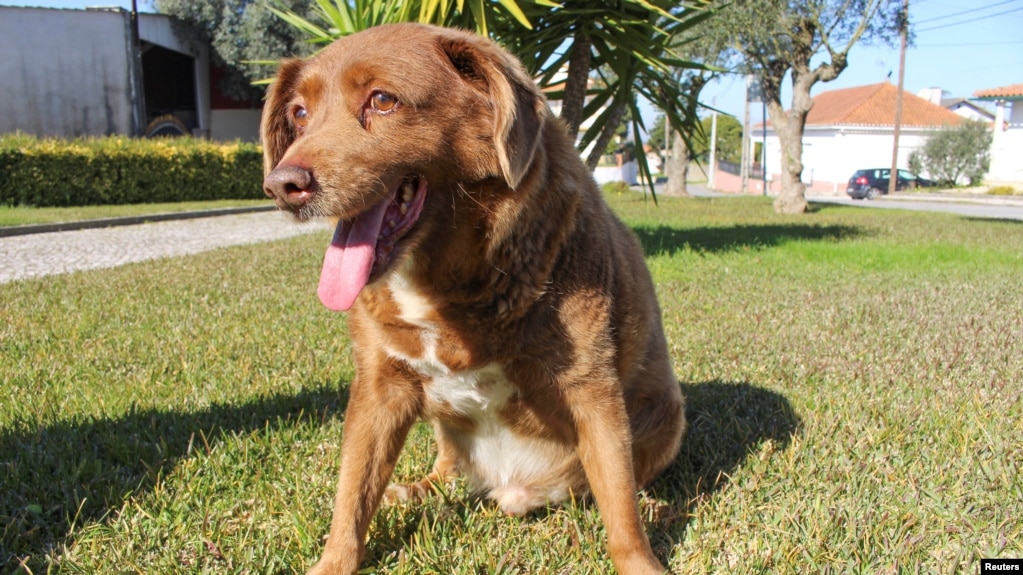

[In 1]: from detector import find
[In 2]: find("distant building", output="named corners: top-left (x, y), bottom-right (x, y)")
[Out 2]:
top-left (725, 82), bottom-right (963, 195)
top-left (540, 68), bottom-right (636, 184)
top-left (973, 83), bottom-right (1023, 184)
top-left (0, 6), bottom-right (262, 141)
top-left (940, 98), bottom-right (995, 123)
top-left (916, 87), bottom-right (995, 123)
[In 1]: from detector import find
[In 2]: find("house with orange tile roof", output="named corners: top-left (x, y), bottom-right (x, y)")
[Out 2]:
top-left (746, 82), bottom-right (965, 195)
top-left (973, 83), bottom-right (1023, 184)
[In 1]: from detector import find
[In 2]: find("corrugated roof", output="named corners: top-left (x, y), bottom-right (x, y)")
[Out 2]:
top-left (973, 83), bottom-right (1023, 100)
top-left (805, 82), bottom-right (962, 127)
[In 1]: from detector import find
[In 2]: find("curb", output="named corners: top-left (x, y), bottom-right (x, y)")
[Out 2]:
top-left (880, 193), bottom-right (1023, 207)
top-left (0, 205), bottom-right (279, 238)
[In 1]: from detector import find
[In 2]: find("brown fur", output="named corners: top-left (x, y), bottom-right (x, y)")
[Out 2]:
top-left (260, 23), bottom-right (685, 575)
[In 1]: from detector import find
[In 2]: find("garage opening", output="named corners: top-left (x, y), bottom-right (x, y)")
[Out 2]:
top-left (141, 42), bottom-right (196, 136)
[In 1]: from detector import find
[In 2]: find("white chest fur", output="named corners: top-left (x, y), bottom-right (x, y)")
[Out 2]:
top-left (384, 269), bottom-right (581, 515)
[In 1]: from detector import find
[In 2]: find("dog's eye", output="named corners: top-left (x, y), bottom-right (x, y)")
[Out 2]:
top-left (370, 92), bottom-right (398, 113)
top-left (292, 106), bottom-right (309, 129)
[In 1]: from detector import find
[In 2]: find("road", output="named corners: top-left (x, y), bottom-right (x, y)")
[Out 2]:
top-left (807, 195), bottom-right (1023, 221)
top-left (674, 183), bottom-right (1023, 222)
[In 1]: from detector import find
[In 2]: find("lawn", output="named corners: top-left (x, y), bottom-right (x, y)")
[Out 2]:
top-left (0, 199), bottom-right (272, 228)
top-left (2, 194), bottom-right (1021, 574)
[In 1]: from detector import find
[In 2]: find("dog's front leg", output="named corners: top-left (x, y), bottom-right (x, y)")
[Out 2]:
top-left (567, 383), bottom-right (669, 575)
top-left (307, 367), bottom-right (422, 575)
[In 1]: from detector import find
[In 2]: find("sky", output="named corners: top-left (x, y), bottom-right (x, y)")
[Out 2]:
top-left (699, 0), bottom-right (1023, 123)
top-left (4, 0), bottom-right (1022, 125)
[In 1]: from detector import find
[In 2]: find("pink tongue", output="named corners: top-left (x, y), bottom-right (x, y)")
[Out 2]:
top-left (317, 197), bottom-right (392, 311)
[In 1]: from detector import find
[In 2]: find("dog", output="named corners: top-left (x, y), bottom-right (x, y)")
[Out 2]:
top-left (260, 23), bottom-right (685, 575)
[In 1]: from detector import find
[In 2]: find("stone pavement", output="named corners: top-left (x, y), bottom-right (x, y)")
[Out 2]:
top-left (0, 211), bottom-right (329, 284)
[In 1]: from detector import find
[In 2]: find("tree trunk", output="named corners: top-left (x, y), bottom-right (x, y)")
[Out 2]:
top-left (765, 85), bottom-right (811, 214)
top-left (773, 124), bottom-right (808, 213)
top-left (585, 98), bottom-right (628, 170)
top-left (664, 130), bottom-right (690, 197)
top-left (560, 28), bottom-right (592, 143)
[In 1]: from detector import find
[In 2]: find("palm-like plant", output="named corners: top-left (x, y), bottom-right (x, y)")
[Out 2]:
top-left (269, 0), bottom-right (716, 195)
top-left (270, 0), bottom-right (538, 40)
top-left (505, 2), bottom-right (712, 166)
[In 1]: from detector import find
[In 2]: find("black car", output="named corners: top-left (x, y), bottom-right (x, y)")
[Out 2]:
top-left (846, 168), bottom-right (936, 199)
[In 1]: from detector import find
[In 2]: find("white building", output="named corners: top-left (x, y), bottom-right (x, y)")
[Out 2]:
top-left (917, 87), bottom-right (995, 123)
top-left (757, 82), bottom-right (964, 195)
top-left (973, 83), bottom-right (1023, 185)
top-left (0, 6), bottom-right (262, 141)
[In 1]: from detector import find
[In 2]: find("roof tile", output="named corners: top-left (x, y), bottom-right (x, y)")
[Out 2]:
top-left (805, 82), bottom-right (962, 127)
top-left (973, 83), bottom-right (1023, 99)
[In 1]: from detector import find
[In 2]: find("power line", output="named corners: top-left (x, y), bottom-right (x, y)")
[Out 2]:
top-left (917, 5), bottom-right (1023, 33)
top-left (914, 0), bottom-right (1019, 25)
top-left (916, 40), bottom-right (1023, 47)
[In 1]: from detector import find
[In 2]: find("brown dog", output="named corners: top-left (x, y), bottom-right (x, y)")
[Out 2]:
top-left (261, 23), bottom-right (685, 575)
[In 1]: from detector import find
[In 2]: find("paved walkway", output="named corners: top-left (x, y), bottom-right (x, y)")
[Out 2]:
top-left (5, 188), bottom-right (1021, 285)
top-left (0, 211), bottom-right (329, 284)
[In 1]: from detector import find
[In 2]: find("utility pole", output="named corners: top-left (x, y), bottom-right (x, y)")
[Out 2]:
top-left (762, 100), bottom-right (768, 195)
top-left (741, 77), bottom-right (751, 194)
top-left (888, 0), bottom-right (909, 196)
top-left (708, 109), bottom-right (718, 189)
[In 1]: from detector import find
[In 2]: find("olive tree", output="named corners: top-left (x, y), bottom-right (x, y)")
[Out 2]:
top-left (909, 120), bottom-right (992, 187)
top-left (710, 0), bottom-right (904, 213)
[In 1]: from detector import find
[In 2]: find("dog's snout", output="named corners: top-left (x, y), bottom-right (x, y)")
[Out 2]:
top-left (264, 165), bottom-right (315, 208)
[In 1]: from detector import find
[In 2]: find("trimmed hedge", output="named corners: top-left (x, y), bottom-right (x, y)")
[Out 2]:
top-left (0, 134), bottom-right (264, 207)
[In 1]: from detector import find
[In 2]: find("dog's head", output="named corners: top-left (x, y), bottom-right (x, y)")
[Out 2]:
top-left (260, 24), bottom-right (548, 312)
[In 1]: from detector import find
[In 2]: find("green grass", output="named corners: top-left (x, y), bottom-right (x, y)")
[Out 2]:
top-left (2, 194), bottom-right (1021, 574)
top-left (0, 199), bottom-right (272, 227)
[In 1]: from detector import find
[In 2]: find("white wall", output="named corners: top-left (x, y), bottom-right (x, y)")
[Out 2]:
top-left (0, 7), bottom-right (134, 136)
top-left (593, 162), bottom-right (637, 185)
top-left (763, 126), bottom-right (943, 190)
top-left (210, 110), bottom-right (262, 142)
top-left (989, 101), bottom-right (1022, 183)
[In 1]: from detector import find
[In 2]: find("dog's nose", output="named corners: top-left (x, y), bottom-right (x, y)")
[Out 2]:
top-left (264, 165), bottom-right (314, 208)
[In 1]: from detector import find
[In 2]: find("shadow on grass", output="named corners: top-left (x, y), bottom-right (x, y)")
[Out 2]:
top-left (646, 380), bottom-right (802, 554)
top-left (633, 223), bottom-right (862, 257)
top-left (961, 216), bottom-right (1023, 225)
top-left (2, 378), bottom-right (798, 573)
top-left (0, 383), bottom-right (349, 574)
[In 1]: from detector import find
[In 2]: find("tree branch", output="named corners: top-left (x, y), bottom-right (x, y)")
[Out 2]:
top-left (584, 97), bottom-right (629, 169)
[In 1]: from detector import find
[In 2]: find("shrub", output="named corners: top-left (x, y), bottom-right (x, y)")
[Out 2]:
top-left (602, 181), bottom-right (633, 195)
top-left (909, 120), bottom-right (992, 187)
top-left (907, 149), bottom-right (924, 176)
top-left (987, 185), bottom-right (1018, 196)
top-left (0, 134), bottom-right (264, 207)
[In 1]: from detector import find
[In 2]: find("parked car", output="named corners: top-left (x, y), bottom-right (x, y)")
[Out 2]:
top-left (846, 168), bottom-right (936, 199)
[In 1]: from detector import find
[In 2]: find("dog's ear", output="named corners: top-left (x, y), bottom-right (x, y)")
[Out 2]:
top-left (260, 59), bottom-right (305, 176)
top-left (438, 35), bottom-right (547, 189)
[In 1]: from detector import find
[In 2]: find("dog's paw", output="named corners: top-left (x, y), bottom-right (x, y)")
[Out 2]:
top-left (382, 480), bottom-right (434, 505)
top-left (306, 555), bottom-right (357, 575)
